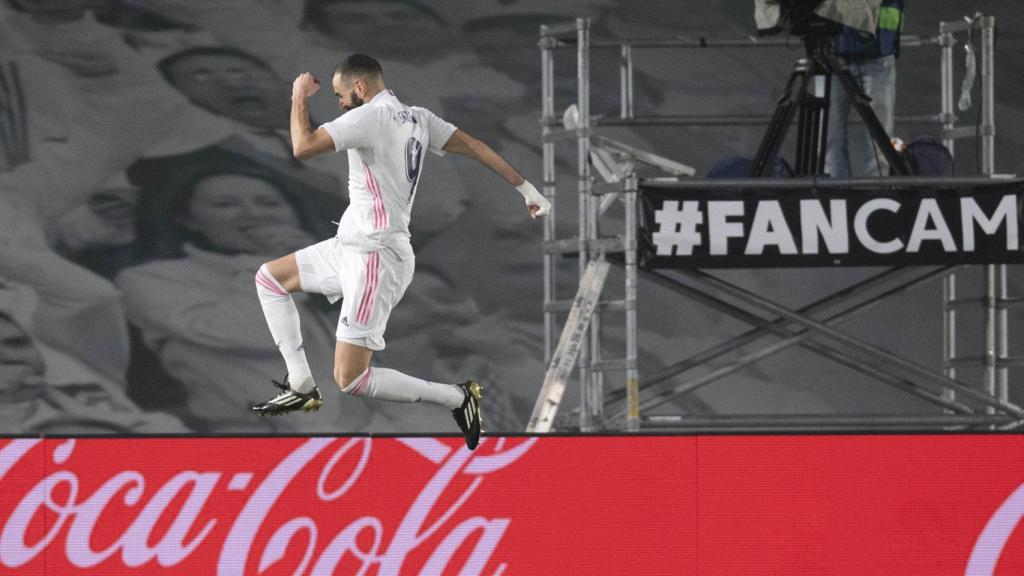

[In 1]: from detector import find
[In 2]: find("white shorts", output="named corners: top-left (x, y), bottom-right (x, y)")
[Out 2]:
top-left (295, 237), bottom-right (414, 351)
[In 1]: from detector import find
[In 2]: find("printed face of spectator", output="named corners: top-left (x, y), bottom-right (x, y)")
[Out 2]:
top-left (0, 314), bottom-right (45, 386)
top-left (179, 174), bottom-right (314, 256)
top-left (163, 53), bottom-right (287, 128)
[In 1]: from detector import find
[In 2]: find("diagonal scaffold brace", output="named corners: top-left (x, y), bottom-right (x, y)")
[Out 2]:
top-left (527, 259), bottom-right (611, 433)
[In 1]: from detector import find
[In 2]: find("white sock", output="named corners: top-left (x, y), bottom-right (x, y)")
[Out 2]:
top-left (255, 265), bottom-right (315, 393)
top-left (342, 367), bottom-right (464, 409)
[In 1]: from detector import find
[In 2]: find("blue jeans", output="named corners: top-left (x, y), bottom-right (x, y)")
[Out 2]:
top-left (826, 54), bottom-right (897, 178)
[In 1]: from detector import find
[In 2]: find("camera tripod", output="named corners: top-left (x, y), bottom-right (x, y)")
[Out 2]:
top-left (750, 38), bottom-right (909, 177)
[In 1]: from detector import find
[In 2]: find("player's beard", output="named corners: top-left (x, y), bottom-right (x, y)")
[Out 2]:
top-left (343, 90), bottom-right (364, 112)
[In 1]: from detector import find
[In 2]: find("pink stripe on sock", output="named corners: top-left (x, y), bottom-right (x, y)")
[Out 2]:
top-left (353, 367), bottom-right (373, 396)
top-left (256, 272), bottom-right (287, 296)
top-left (257, 269), bottom-right (281, 287)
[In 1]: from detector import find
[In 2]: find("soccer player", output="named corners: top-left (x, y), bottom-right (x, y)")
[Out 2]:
top-left (250, 54), bottom-right (550, 450)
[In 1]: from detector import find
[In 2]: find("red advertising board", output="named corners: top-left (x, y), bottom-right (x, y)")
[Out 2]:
top-left (0, 435), bottom-right (1020, 575)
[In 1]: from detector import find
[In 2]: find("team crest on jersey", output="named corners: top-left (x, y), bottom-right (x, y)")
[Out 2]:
top-left (394, 110), bottom-right (418, 125)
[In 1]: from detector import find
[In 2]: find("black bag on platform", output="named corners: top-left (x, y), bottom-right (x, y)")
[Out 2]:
top-left (706, 156), bottom-right (794, 178)
top-left (900, 136), bottom-right (955, 176)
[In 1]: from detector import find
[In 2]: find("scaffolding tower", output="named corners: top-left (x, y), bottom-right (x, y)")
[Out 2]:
top-left (528, 15), bottom-right (1024, 433)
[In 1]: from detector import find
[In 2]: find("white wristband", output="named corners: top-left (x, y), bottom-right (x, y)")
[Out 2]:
top-left (516, 180), bottom-right (551, 217)
top-left (516, 181), bottom-right (539, 198)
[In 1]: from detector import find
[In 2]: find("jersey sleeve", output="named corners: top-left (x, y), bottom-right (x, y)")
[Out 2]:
top-left (415, 107), bottom-right (457, 156)
top-left (319, 108), bottom-right (376, 152)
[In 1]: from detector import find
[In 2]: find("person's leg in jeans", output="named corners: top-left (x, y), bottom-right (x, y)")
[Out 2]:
top-left (857, 54), bottom-right (897, 176)
top-left (826, 68), bottom-right (854, 178)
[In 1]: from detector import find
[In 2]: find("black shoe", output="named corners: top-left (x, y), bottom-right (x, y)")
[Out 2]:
top-left (452, 380), bottom-right (483, 450)
top-left (251, 375), bottom-right (323, 416)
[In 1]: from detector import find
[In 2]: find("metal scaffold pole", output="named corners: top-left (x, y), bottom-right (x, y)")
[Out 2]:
top-left (540, 25), bottom-right (557, 364)
top-left (574, 18), bottom-right (599, 431)
top-left (939, 24), bottom-right (957, 408)
top-left (977, 16), bottom-right (1000, 418)
top-left (624, 174), bottom-right (640, 430)
top-left (979, 17), bottom-right (1009, 407)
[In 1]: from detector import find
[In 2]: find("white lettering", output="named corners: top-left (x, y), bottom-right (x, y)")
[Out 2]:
top-left (961, 195), bottom-right (1019, 252)
top-left (318, 436), bottom-right (371, 500)
top-left (0, 440), bottom-right (41, 481)
top-left (421, 517), bottom-right (511, 576)
top-left (1, 471), bottom-right (78, 568)
top-left (0, 437), bottom-right (536, 574)
top-left (708, 201), bottom-right (745, 255)
top-left (966, 482), bottom-right (1024, 575)
top-left (258, 518), bottom-right (318, 574)
top-left (907, 199), bottom-right (956, 252)
top-left (311, 518), bottom-right (383, 575)
top-left (800, 199), bottom-right (849, 254)
top-left (66, 472), bottom-right (146, 567)
top-left (379, 447), bottom-right (479, 573)
top-left (745, 200), bottom-right (797, 255)
top-left (854, 199), bottom-right (904, 254)
top-left (0, 440), bottom-right (75, 568)
top-left (653, 200), bottom-right (703, 256)
top-left (217, 438), bottom-right (337, 575)
top-left (120, 472), bottom-right (219, 567)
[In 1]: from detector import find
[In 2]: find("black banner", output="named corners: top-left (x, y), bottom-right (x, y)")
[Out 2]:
top-left (639, 178), bottom-right (1024, 268)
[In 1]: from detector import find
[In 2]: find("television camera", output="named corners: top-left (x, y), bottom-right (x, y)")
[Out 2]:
top-left (749, 0), bottom-right (908, 175)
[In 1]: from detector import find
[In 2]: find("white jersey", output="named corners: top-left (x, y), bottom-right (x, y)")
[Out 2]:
top-left (320, 90), bottom-right (456, 258)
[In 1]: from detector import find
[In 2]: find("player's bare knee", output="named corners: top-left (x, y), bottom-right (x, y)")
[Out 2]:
top-left (332, 367), bottom-right (349, 390)
top-left (263, 255), bottom-right (301, 292)
top-left (335, 365), bottom-right (369, 393)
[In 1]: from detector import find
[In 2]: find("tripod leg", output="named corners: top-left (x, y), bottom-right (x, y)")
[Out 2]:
top-left (751, 63), bottom-right (813, 177)
top-left (817, 70), bottom-right (831, 173)
top-left (796, 94), bottom-right (810, 173)
top-left (790, 58), bottom-right (829, 176)
top-left (823, 54), bottom-right (909, 175)
top-left (799, 81), bottom-right (827, 175)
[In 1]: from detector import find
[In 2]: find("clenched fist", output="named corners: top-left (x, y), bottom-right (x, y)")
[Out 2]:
top-left (292, 72), bottom-right (320, 100)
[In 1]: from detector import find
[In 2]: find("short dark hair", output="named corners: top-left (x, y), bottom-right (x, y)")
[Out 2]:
top-left (334, 53), bottom-right (383, 80)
